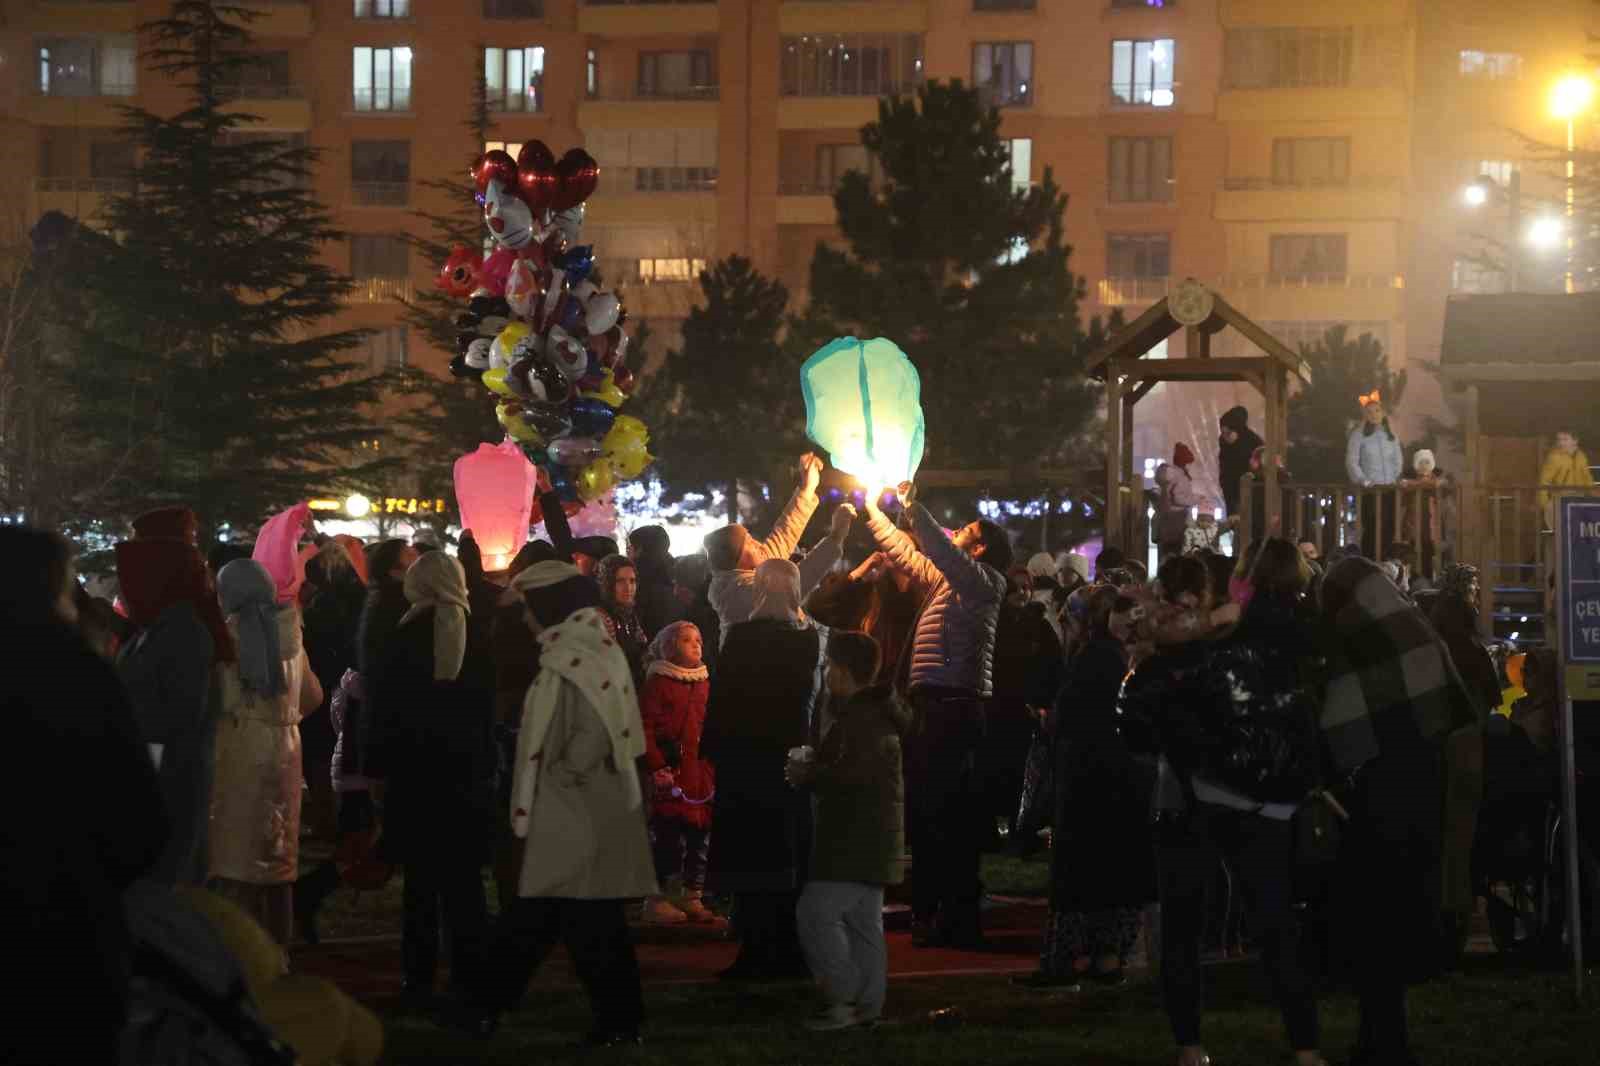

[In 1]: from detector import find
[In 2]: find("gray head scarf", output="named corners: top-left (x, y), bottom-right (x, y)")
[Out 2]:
top-left (217, 559), bottom-right (285, 695)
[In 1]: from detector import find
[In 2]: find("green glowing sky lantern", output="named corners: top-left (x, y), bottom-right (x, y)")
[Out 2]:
top-left (800, 336), bottom-right (926, 488)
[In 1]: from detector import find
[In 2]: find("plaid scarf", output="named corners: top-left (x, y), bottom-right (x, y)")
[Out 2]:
top-left (1319, 557), bottom-right (1477, 775)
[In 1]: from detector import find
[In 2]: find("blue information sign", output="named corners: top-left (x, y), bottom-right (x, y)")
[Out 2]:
top-left (1560, 498), bottom-right (1600, 666)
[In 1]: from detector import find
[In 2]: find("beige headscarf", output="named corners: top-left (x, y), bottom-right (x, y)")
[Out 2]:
top-left (399, 551), bottom-right (470, 681)
top-left (749, 557), bottom-right (805, 622)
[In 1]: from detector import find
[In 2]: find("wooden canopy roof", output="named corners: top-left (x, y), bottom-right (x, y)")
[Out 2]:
top-left (1086, 284), bottom-right (1310, 386)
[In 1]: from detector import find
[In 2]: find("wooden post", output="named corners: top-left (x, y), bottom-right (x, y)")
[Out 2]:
top-left (1106, 368), bottom-right (1124, 550)
top-left (1462, 385), bottom-right (1489, 634)
top-left (1263, 366), bottom-right (1284, 532)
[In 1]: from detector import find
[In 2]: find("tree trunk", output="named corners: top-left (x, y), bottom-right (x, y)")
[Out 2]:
top-left (726, 477), bottom-right (739, 524)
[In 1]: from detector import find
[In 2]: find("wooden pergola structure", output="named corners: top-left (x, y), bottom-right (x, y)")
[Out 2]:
top-left (1086, 279), bottom-right (1310, 554)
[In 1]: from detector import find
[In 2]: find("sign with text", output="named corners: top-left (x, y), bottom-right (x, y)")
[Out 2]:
top-left (1559, 497), bottom-right (1600, 697)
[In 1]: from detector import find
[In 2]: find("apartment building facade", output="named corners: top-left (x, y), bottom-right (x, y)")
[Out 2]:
top-left (4, 0), bottom-right (1596, 489)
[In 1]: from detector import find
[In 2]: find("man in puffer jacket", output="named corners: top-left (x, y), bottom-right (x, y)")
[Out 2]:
top-left (861, 489), bottom-right (1010, 947)
top-left (703, 452), bottom-right (853, 642)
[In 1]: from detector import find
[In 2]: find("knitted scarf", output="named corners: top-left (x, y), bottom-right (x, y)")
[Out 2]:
top-left (511, 607), bottom-right (645, 837)
top-left (398, 552), bottom-right (469, 681)
top-left (646, 659), bottom-right (709, 683)
top-left (1319, 557), bottom-right (1477, 775)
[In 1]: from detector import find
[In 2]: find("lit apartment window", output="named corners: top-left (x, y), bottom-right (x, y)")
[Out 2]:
top-left (1268, 234), bottom-right (1348, 281)
top-left (484, 140), bottom-right (523, 157)
top-left (1459, 50), bottom-right (1522, 80)
top-left (1108, 136), bottom-right (1173, 203)
top-left (633, 167), bottom-right (718, 192)
top-left (780, 34), bottom-right (924, 97)
top-left (1224, 27), bottom-right (1402, 89)
top-left (637, 258), bottom-right (708, 283)
top-left (587, 49), bottom-right (599, 99)
top-left (1111, 39), bottom-right (1175, 107)
top-left (362, 327), bottom-right (409, 371)
top-left (485, 47), bottom-right (545, 112)
top-left (351, 234), bottom-right (409, 279)
top-left (37, 36), bottom-right (136, 97)
top-left (353, 47), bottom-right (413, 112)
top-left (351, 141), bottom-right (410, 206)
top-left (354, 0), bottom-right (410, 18)
top-left (484, 0), bottom-right (544, 17)
top-left (1271, 138), bottom-right (1350, 186)
top-left (974, 42), bottom-right (1033, 107)
top-left (638, 51), bottom-right (714, 100)
top-left (816, 144), bottom-right (879, 190)
top-left (1006, 138), bottom-right (1032, 193)
top-left (1452, 256), bottom-right (1505, 294)
top-left (1478, 159), bottom-right (1518, 186)
top-left (1108, 234), bottom-right (1171, 279)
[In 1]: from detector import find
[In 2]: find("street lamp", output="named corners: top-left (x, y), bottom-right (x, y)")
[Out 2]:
top-left (1549, 72), bottom-right (1595, 294)
top-left (1529, 215), bottom-right (1565, 250)
top-left (1461, 172), bottom-right (1526, 289)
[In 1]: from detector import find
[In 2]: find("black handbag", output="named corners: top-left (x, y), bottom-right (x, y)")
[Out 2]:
top-left (1014, 726), bottom-right (1055, 845)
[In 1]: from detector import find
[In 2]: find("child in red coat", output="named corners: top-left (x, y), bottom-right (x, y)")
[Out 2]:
top-left (640, 621), bottom-right (716, 924)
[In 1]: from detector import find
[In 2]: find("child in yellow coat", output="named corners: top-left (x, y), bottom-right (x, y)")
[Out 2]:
top-left (1539, 429), bottom-right (1595, 528)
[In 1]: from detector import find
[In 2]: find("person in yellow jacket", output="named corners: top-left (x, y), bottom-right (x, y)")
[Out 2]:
top-left (1539, 429), bottom-right (1595, 527)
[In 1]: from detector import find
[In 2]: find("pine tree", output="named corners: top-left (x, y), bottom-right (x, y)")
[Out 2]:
top-left (65, 0), bottom-right (385, 540)
top-left (1287, 324), bottom-right (1407, 484)
top-left (795, 80), bottom-right (1099, 473)
top-left (631, 256), bottom-right (804, 519)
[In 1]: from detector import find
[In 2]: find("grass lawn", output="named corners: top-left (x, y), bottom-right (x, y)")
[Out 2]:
top-left (374, 958), bottom-right (1600, 1065)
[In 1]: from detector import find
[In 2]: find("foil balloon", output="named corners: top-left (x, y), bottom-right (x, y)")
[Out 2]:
top-left (548, 465), bottom-right (578, 502)
top-left (482, 368), bottom-right (516, 397)
top-left (490, 322), bottom-right (531, 370)
top-left (547, 435), bottom-right (604, 468)
top-left (553, 205), bottom-right (585, 246)
top-left (612, 363), bottom-right (636, 394)
top-left (575, 456), bottom-right (615, 502)
top-left (504, 256), bottom-right (541, 317)
top-left (606, 414), bottom-right (648, 448)
top-left (581, 368), bottom-right (627, 409)
top-left (520, 401), bottom-right (574, 441)
top-left (472, 149), bottom-right (518, 195)
top-left (570, 397), bottom-right (617, 438)
top-left (483, 179), bottom-right (535, 249)
top-left (478, 247), bottom-right (517, 295)
top-left (462, 337), bottom-right (493, 371)
top-left (497, 403), bottom-right (543, 444)
top-left (610, 443), bottom-right (652, 480)
top-left (546, 325), bottom-right (589, 382)
top-left (436, 245), bottom-right (481, 297)
top-left (514, 351), bottom-right (571, 405)
top-left (585, 291), bottom-right (621, 335)
top-left (448, 353), bottom-right (484, 381)
top-left (557, 245), bottom-right (595, 283)
top-left (552, 149), bottom-right (600, 211)
top-left (515, 140), bottom-right (558, 212)
top-left (587, 331), bottom-right (614, 369)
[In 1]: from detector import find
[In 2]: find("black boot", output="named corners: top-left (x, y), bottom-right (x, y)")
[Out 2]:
top-left (293, 861), bottom-right (341, 946)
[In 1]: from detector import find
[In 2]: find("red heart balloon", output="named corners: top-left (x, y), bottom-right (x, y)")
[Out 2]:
top-left (516, 140), bottom-right (559, 212)
top-left (472, 149), bottom-right (518, 195)
top-left (551, 148), bottom-right (600, 211)
top-left (613, 363), bottom-right (635, 393)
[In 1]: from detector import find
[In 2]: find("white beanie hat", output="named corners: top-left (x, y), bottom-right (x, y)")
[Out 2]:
top-left (1413, 448), bottom-right (1436, 474)
top-left (1058, 552), bottom-right (1090, 583)
top-left (1026, 552), bottom-right (1059, 580)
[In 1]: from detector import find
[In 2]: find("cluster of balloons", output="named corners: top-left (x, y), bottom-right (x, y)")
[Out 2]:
top-left (442, 141), bottom-right (652, 505)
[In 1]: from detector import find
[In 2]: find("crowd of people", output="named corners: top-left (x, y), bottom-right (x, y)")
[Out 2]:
top-left (3, 428), bottom-right (1589, 1065)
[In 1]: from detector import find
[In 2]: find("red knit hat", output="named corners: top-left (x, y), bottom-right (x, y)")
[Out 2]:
top-left (133, 506), bottom-right (199, 545)
top-left (1172, 442), bottom-right (1196, 468)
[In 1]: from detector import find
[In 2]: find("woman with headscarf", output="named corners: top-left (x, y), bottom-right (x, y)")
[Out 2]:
top-left (703, 558), bottom-right (830, 981)
top-left (117, 531), bottom-right (235, 886)
top-left (209, 559), bottom-right (323, 946)
top-left (355, 538), bottom-right (419, 774)
top-left (372, 551), bottom-right (494, 1004)
top-left (1318, 556), bottom-right (1477, 1066)
top-left (475, 561), bottom-right (656, 1047)
top-left (596, 553), bottom-right (649, 688)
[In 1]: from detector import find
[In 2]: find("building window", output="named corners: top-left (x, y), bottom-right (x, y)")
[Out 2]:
top-left (781, 34), bottom-right (924, 97)
top-left (1108, 136), bottom-right (1173, 203)
top-left (973, 0), bottom-right (1036, 9)
top-left (1459, 50), bottom-right (1522, 80)
top-left (354, 0), bottom-right (410, 17)
top-left (1268, 233), bottom-right (1348, 281)
top-left (353, 46), bottom-right (413, 112)
top-left (1477, 159), bottom-right (1518, 186)
top-left (484, 140), bottom-right (522, 157)
top-left (1111, 39), bottom-right (1175, 107)
top-left (351, 234), bottom-right (409, 279)
top-left (631, 166), bottom-right (718, 192)
top-left (1006, 138), bottom-right (1032, 193)
top-left (362, 327), bottom-right (409, 371)
top-left (1108, 233), bottom-right (1171, 279)
top-left (36, 36), bottom-right (136, 97)
top-left (637, 257), bottom-right (708, 284)
top-left (816, 144), bottom-right (879, 190)
top-left (219, 50), bottom-right (294, 99)
top-left (587, 49), bottom-right (599, 99)
top-left (89, 140), bottom-right (135, 185)
top-left (484, 0), bottom-right (544, 17)
top-left (485, 46), bottom-right (545, 112)
top-left (973, 42), bottom-right (1033, 107)
top-left (1451, 256), bottom-right (1505, 294)
top-left (1271, 137), bottom-right (1350, 186)
top-left (638, 51), bottom-right (714, 100)
top-left (1224, 27), bottom-right (1401, 90)
top-left (351, 141), bottom-right (410, 206)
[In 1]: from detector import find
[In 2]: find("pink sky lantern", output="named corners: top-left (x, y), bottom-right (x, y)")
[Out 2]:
top-left (453, 440), bottom-right (539, 572)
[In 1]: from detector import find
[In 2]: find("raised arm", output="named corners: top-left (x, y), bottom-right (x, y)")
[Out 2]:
top-left (862, 502), bottom-right (941, 591)
top-left (751, 454), bottom-right (824, 563)
top-left (797, 503), bottom-right (854, 594)
top-left (907, 504), bottom-right (1003, 605)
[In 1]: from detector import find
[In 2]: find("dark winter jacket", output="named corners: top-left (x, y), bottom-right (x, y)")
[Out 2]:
top-left (641, 668), bottom-right (714, 830)
top-left (805, 570), bottom-right (921, 686)
top-left (634, 555), bottom-right (683, 640)
top-left (1429, 597), bottom-right (1501, 716)
top-left (808, 684), bottom-right (911, 886)
top-left (1219, 423), bottom-right (1264, 517)
top-left (371, 608), bottom-right (497, 865)
top-left (865, 503), bottom-right (1005, 696)
top-left (703, 617), bottom-right (825, 893)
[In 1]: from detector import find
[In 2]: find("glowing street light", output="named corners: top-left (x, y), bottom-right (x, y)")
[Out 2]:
top-left (344, 493), bottom-right (372, 519)
top-left (1461, 181), bottom-right (1490, 207)
top-left (1550, 72), bottom-right (1595, 293)
top-left (1529, 216), bottom-right (1565, 250)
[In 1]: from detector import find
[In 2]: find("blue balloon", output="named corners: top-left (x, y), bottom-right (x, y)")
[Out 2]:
top-left (557, 245), bottom-right (595, 282)
top-left (560, 296), bottom-right (584, 332)
top-left (548, 465), bottom-right (577, 501)
top-left (569, 397), bottom-right (616, 438)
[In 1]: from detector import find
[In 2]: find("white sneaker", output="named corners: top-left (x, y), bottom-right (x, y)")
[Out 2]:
top-left (641, 897), bottom-right (687, 924)
top-left (805, 1004), bottom-right (862, 1032)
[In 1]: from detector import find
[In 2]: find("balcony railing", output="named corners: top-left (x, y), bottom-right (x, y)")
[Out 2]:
top-left (346, 277), bottom-right (414, 304)
top-left (1097, 276), bottom-right (1170, 305)
top-left (37, 82), bottom-right (137, 99)
top-left (219, 83), bottom-right (305, 100)
top-left (1110, 0), bottom-right (1176, 8)
top-left (585, 0), bottom-right (714, 5)
top-left (614, 167), bottom-right (718, 193)
top-left (35, 176), bottom-right (134, 194)
top-left (351, 89), bottom-right (413, 113)
top-left (351, 181), bottom-right (409, 207)
top-left (484, 0), bottom-right (544, 15)
top-left (588, 83), bottom-right (719, 101)
top-left (1221, 176), bottom-right (1404, 192)
top-left (974, 0), bottom-right (1037, 10)
top-left (1218, 273), bottom-right (1405, 290)
top-left (779, 181), bottom-right (839, 195)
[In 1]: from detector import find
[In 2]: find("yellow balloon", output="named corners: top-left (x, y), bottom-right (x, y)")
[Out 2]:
top-left (612, 449), bottom-right (652, 480)
top-left (581, 369), bottom-right (626, 409)
top-left (495, 321), bottom-right (530, 350)
top-left (496, 403), bottom-right (542, 444)
top-left (482, 368), bottom-right (514, 396)
top-left (602, 415), bottom-right (648, 451)
top-left (576, 457), bottom-right (616, 502)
